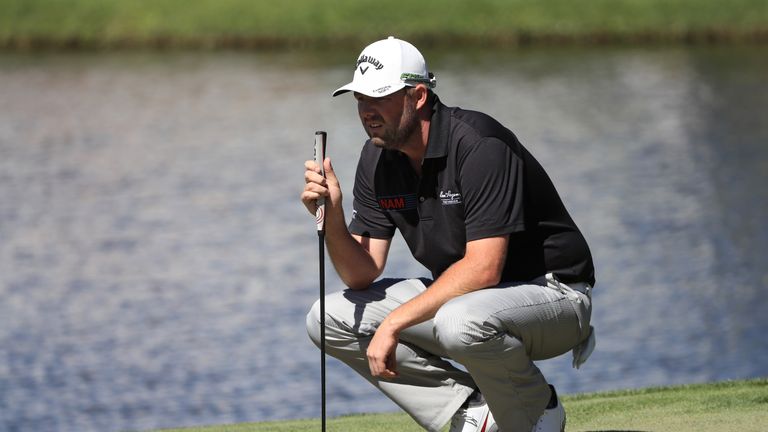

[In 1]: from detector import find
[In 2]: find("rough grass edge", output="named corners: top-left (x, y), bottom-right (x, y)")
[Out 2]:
top-left (564, 376), bottom-right (768, 401)
top-left (3, 28), bottom-right (768, 52)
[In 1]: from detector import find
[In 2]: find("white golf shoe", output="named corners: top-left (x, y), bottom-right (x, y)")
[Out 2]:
top-left (449, 392), bottom-right (498, 432)
top-left (531, 385), bottom-right (566, 432)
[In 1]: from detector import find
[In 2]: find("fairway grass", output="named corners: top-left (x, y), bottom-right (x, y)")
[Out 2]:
top-left (156, 378), bottom-right (767, 432)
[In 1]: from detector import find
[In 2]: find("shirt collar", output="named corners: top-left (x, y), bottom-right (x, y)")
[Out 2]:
top-left (424, 95), bottom-right (450, 159)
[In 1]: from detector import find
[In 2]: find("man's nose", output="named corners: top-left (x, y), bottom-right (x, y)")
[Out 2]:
top-left (359, 102), bottom-right (376, 118)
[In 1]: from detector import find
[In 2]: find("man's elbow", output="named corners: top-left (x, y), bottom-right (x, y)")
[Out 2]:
top-left (465, 235), bottom-right (508, 289)
top-left (471, 258), bottom-right (504, 288)
top-left (477, 268), bottom-right (502, 288)
top-left (345, 278), bottom-right (373, 290)
top-left (340, 271), bottom-right (379, 290)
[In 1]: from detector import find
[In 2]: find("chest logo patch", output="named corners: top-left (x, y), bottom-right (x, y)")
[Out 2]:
top-left (439, 190), bottom-right (463, 206)
top-left (377, 194), bottom-right (417, 211)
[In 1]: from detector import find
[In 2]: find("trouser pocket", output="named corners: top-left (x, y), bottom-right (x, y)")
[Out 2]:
top-left (545, 273), bottom-right (592, 341)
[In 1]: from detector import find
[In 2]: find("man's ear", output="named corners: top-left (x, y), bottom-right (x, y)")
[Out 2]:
top-left (413, 84), bottom-right (429, 110)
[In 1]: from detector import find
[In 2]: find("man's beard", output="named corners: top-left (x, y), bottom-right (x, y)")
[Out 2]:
top-left (370, 98), bottom-right (419, 151)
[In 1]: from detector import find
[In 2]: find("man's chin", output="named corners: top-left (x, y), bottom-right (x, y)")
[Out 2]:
top-left (370, 137), bottom-right (389, 148)
top-left (369, 135), bottom-right (404, 151)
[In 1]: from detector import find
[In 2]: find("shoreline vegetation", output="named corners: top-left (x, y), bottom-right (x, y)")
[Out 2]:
top-left (2, 0), bottom-right (768, 51)
top-left (155, 378), bottom-right (768, 432)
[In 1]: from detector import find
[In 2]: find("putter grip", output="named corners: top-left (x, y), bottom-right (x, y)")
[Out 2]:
top-left (314, 131), bottom-right (327, 232)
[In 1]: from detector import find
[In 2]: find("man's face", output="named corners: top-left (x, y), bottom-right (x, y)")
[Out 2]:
top-left (354, 89), bottom-right (419, 151)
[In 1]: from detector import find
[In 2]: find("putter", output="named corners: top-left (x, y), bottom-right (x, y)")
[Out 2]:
top-left (314, 131), bottom-right (327, 431)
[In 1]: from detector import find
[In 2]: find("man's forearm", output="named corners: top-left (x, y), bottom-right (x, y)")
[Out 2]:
top-left (324, 206), bottom-right (383, 290)
top-left (377, 258), bottom-right (483, 335)
top-left (380, 236), bottom-right (507, 334)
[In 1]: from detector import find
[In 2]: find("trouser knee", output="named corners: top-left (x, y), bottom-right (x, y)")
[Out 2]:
top-left (433, 300), bottom-right (496, 358)
top-left (305, 297), bottom-right (324, 348)
top-left (305, 292), bottom-right (357, 350)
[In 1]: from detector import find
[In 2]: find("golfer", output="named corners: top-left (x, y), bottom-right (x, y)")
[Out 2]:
top-left (302, 36), bottom-right (596, 432)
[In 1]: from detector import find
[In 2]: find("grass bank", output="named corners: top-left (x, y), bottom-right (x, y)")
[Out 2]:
top-left (1, 0), bottom-right (767, 50)
top-left (157, 378), bottom-right (768, 432)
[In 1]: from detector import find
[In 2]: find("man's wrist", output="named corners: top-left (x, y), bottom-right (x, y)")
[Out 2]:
top-left (324, 206), bottom-right (347, 233)
top-left (379, 317), bottom-right (402, 336)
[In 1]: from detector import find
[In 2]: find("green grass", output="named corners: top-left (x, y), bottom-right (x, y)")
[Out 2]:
top-left (1, 0), bottom-right (767, 49)
top-left (155, 378), bottom-right (768, 432)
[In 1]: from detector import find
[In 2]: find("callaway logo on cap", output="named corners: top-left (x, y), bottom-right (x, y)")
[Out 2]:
top-left (332, 36), bottom-right (437, 97)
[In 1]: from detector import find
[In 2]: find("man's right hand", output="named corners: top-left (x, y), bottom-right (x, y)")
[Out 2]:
top-left (301, 157), bottom-right (342, 216)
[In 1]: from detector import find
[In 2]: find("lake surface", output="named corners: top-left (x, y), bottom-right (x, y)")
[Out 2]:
top-left (1, 45), bottom-right (767, 432)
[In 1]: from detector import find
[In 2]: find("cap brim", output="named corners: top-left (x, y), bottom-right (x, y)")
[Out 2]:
top-left (331, 82), bottom-right (354, 97)
top-left (331, 82), bottom-right (406, 98)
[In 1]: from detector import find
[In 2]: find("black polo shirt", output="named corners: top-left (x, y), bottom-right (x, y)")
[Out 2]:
top-left (348, 95), bottom-right (595, 286)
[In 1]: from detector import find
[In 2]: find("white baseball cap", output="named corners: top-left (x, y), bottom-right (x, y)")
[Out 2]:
top-left (332, 36), bottom-right (437, 97)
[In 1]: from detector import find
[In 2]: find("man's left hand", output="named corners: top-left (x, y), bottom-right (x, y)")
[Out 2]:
top-left (366, 323), bottom-right (399, 379)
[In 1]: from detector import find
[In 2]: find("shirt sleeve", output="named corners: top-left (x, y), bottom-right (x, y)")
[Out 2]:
top-left (459, 137), bottom-right (527, 241)
top-left (348, 147), bottom-right (396, 239)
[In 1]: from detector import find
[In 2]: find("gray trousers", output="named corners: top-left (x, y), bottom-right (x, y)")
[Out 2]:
top-left (306, 274), bottom-right (592, 432)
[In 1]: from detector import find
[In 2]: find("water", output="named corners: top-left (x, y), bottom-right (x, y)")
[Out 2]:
top-left (1, 46), bottom-right (767, 432)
